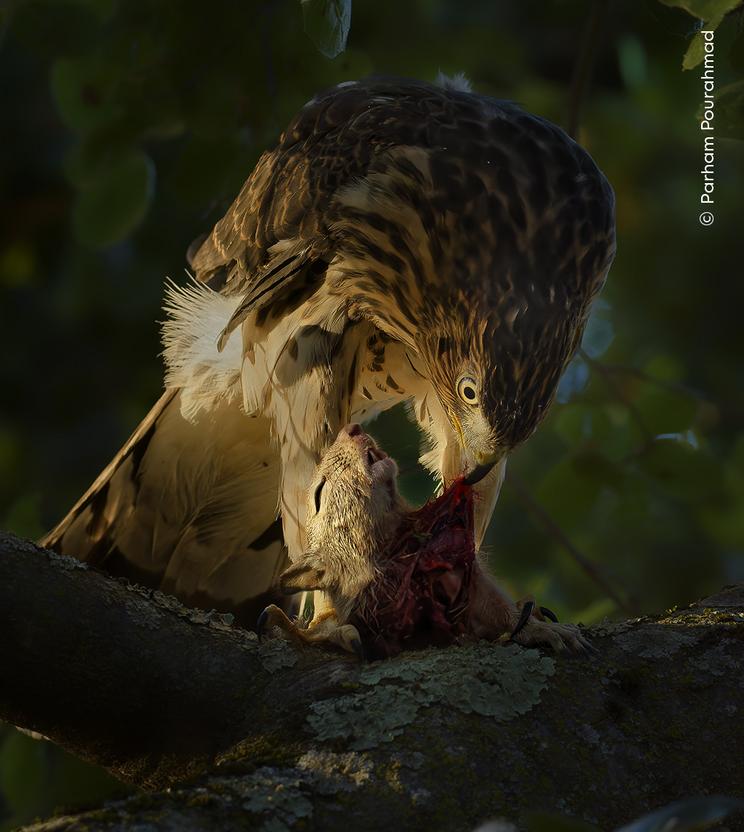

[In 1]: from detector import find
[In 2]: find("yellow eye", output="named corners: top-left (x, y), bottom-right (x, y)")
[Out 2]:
top-left (457, 376), bottom-right (478, 405)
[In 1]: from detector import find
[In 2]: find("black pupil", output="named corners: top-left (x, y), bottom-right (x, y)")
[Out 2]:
top-left (314, 478), bottom-right (326, 512)
top-left (463, 385), bottom-right (475, 400)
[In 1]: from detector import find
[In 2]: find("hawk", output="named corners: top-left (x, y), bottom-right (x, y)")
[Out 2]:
top-left (42, 76), bottom-right (616, 625)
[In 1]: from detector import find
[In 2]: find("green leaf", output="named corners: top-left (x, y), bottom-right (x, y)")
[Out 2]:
top-left (617, 35), bottom-right (648, 89)
top-left (62, 141), bottom-right (110, 187)
top-left (553, 403), bottom-right (637, 461)
top-left (72, 151), bottom-right (155, 247)
top-left (638, 437), bottom-right (721, 501)
top-left (682, 30), bottom-right (711, 70)
top-left (535, 456), bottom-right (603, 528)
top-left (573, 448), bottom-right (626, 490)
top-left (715, 80), bottom-right (744, 139)
top-left (301, 0), bottom-right (352, 59)
top-left (659, 0), bottom-right (742, 16)
top-left (643, 354), bottom-right (685, 382)
top-left (50, 55), bottom-right (119, 133)
top-left (634, 384), bottom-right (698, 436)
top-left (658, 0), bottom-right (743, 68)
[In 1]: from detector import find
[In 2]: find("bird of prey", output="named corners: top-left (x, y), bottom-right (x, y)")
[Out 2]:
top-left (42, 75), bottom-right (616, 625)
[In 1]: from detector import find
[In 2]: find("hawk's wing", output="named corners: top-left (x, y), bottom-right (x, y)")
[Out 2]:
top-left (190, 77), bottom-right (514, 294)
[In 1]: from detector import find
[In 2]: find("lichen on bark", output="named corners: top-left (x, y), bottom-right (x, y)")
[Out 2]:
top-left (306, 641), bottom-right (555, 749)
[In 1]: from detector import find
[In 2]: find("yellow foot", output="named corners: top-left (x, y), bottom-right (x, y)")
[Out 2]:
top-left (257, 605), bottom-right (365, 658)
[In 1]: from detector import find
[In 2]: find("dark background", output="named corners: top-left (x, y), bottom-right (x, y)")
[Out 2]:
top-left (1, 0), bottom-right (742, 827)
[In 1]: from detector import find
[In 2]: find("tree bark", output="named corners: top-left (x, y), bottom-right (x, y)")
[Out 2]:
top-left (1, 531), bottom-right (743, 832)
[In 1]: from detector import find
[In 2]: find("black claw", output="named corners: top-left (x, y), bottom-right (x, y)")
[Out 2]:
top-left (540, 606), bottom-right (559, 623)
top-left (351, 638), bottom-right (367, 661)
top-left (510, 600), bottom-right (535, 639)
top-left (256, 608), bottom-right (269, 641)
top-left (463, 461), bottom-right (497, 486)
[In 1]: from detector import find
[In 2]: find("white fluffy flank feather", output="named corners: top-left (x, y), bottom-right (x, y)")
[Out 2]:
top-left (161, 277), bottom-right (244, 422)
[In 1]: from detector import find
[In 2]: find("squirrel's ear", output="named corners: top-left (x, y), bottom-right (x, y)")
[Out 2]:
top-left (279, 555), bottom-right (326, 594)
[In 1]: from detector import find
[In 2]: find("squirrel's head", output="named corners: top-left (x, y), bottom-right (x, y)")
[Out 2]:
top-left (280, 424), bottom-right (405, 606)
top-left (306, 422), bottom-right (400, 551)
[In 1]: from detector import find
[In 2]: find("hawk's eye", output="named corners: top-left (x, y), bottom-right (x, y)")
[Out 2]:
top-left (313, 477), bottom-right (326, 513)
top-left (457, 376), bottom-right (478, 405)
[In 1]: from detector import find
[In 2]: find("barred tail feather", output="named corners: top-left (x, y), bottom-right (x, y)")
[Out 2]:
top-left (40, 390), bottom-right (176, 564)
top-left (40, 391), bottom-right (288, 626)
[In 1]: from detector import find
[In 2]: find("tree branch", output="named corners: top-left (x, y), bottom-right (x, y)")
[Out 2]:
top-left (2, 531), bottom-right (744, 832)
top-left (0, 532), bottom-right (340, 789)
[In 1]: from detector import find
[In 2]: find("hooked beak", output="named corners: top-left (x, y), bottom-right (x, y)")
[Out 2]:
top-left (462, 451), bottom-right (500, 486)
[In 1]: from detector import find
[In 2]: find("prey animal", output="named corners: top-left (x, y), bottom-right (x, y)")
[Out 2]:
top-left (260, 424), bottom-right (589, 657)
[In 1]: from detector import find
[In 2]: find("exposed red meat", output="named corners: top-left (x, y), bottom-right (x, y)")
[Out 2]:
top-left (352, 478), bottom-right (477, 658)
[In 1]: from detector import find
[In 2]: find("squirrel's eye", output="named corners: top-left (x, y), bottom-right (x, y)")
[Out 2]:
top-left (457, 376), bottom-right (478, 405)
top-left (313, 477), bottom-right (326, 513)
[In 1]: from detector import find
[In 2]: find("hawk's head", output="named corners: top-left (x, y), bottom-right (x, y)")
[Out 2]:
top-left (416, 145), bottom-right (615, 474)
top-left (413, 111), bottom-right (615, 474)
top-left (332, 88), bottom-right (616, 478)
top-left (418, 288), bottom-right (602, 472)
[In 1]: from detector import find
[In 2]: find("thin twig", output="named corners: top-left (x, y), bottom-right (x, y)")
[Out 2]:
top-left (567, 0), bottom-right (610, 139)
top-left (507, 470), bottom-right (638, 617)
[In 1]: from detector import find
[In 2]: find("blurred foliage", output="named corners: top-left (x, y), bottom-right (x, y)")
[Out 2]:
top-left (0, 727), bottom-right (126, 830)
top-left (0, 0), bottom-right (743, 827)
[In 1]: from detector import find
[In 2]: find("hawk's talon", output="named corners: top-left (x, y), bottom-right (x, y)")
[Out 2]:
top-left (256, 608), bottom-right (269, 641)
top-left (257, 601), bottom-right (365, 657)
top-left (510, 600), bottom-right (534, 639)
top-left (539, 606), bottom-right (559, 623)
top-left (505, 601), bottom-right (593, 655)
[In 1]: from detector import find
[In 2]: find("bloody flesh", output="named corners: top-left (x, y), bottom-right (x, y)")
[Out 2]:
top-left (352, 478), bottom-right (476, 658)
